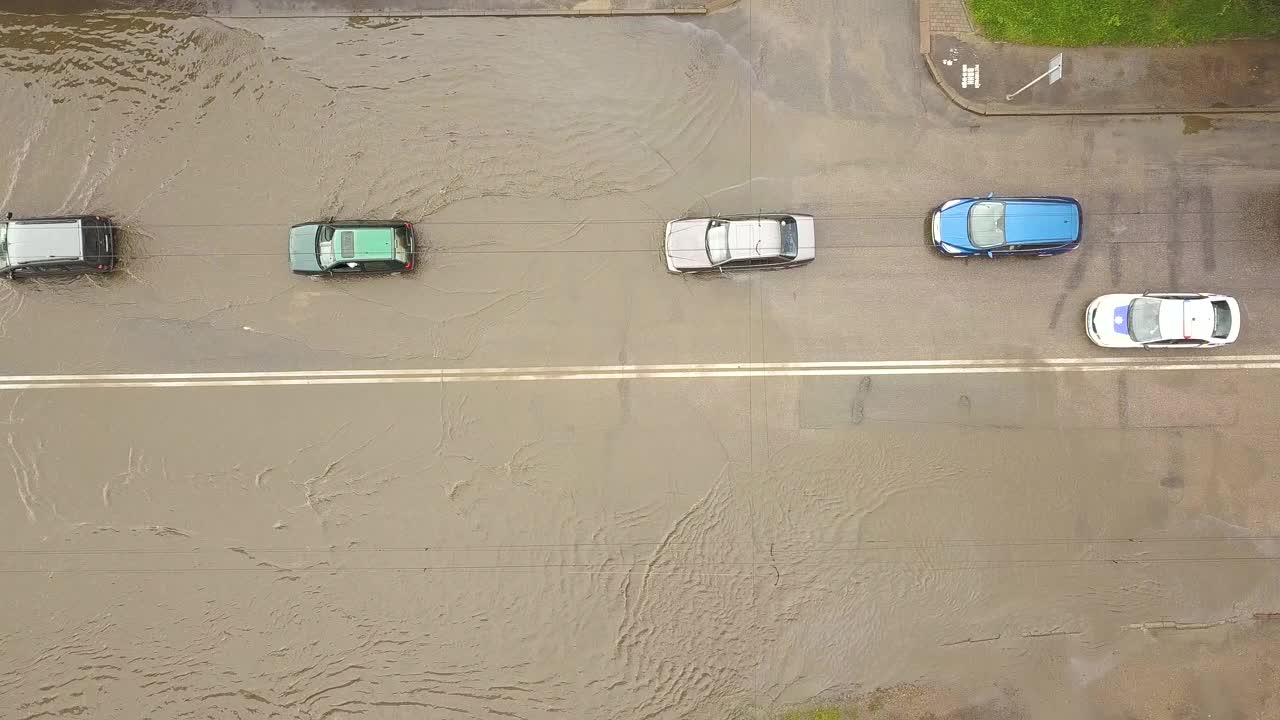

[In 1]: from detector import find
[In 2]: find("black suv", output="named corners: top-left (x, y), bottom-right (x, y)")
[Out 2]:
top-left (0, 214), bottom-right (116, 279)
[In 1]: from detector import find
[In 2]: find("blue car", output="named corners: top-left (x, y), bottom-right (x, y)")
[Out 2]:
top-left (930, 194), bottom-right (1081, 257)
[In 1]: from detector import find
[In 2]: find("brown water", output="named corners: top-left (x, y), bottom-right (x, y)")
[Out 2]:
top-left (0, 11), bottom-right (765, 373)
top-left (2, 4), bottom-right (1280, 720)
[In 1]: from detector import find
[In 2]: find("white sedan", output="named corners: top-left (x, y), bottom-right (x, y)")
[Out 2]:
top-left (1085, 293), bottom-right (1241, 348)
top-left (664, 213), bottom-right (815, 273)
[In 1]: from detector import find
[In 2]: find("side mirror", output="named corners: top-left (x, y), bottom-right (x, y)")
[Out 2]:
top-left (4, 212), bottom-right (11, 220)
top-left (987, 192), bottom-right (994, 198)
top-left (986, 251), bottom-right (994, 258)
top-left (1142, 290), bottom-right (1150, 296)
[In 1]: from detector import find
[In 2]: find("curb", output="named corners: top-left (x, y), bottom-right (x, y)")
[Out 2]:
top-left (210, 7), bottom-right (709, 18)
top-left (922, 50), bottom-right (1280, 116)
top-left (917, 1), bottom-right (1280, 116)
top-left (918, 0), bottom-right (930, 54)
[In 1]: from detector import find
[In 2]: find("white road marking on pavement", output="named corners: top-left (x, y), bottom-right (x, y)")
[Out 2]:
top-left (3, 355), bottom-right (1280, 390)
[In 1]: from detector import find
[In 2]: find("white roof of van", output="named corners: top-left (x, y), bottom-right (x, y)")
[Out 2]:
top-left (7, 219), bottom-right (84, 264)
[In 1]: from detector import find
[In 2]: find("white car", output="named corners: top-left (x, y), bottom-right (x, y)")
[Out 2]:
top-left (663, 213), bottom-right (815, 273)
top-left (1085, 293), bottom-right (1241, 348)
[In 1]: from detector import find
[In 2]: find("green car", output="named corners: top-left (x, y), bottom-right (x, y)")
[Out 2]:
top-left (289, 220), bottom-right (415, 274)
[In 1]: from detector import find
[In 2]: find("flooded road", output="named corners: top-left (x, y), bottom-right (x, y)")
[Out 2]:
top-left (6, 373), bottom-right (1280, 719)
top-left (2, 2), bottom-right (1280, 718)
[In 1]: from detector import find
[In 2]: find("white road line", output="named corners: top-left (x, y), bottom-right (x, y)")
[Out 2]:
top-left (5, 354), bottom-right (1280, 383)
top-left (2, 356), bottom-right (1280, 390)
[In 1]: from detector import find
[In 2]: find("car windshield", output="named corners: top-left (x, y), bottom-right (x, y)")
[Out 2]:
top-left (967, 201), bottom-right (1006, 248)
top-left (1128, 298), bottom-right (1164, 343)
top-left (706, 220), bottom-right (730, 264)
top-left (780, 217), bottom-right (798, 259)
top-left (317, 225), bottom-right (336, 268)
top-left (1211, 300), bottom-right (1232, 339)
top-left (394, 226), bottom-right (410, 263)
top-left (0, 223), bottom-right (8, 268)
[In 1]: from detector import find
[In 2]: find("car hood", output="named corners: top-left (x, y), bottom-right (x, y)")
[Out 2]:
top-left (1004, 200), bottom-right (1080, 244)
top-left (289, 224), bottom-right (322, 271)
top-left (664, 219), bottom-right (712, 270)
top-left (936, 202), bottom-right (975, 249)
top-left (1086, 294), bottom-right (1142, 347)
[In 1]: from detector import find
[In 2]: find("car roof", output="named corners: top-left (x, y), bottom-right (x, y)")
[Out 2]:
top-left (1000, 199), bottom-right (1080, 245)
top-left (1159, 297), bottom-right (1218, 341)
top-left (7, 218), bottom-right (85, 264)
top-left (725, 217), bottom-right (783, 259)
top-left (332, 226), bottom-right (396, 261)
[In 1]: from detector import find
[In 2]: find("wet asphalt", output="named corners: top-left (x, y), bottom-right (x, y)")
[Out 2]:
top-left (1, 2), bottom-right (1280, 719)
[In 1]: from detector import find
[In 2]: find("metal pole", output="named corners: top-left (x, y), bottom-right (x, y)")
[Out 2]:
top-left (1005, 66), bottom-right (1057, 101)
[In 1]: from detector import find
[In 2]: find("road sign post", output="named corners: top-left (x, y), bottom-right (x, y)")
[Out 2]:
top-left (1005, 53), bottom-right (1063, 101)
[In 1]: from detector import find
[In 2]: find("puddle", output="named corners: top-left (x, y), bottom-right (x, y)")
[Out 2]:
top-left (1182, 115), bottom-right (1215, 134)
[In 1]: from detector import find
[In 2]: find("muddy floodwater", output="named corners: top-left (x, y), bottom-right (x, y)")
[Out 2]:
top-left (2, 3), bottom-right (1280, 719)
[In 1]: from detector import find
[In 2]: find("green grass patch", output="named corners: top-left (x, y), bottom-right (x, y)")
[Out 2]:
top-left (968, 0), bottom-right (1280, 46)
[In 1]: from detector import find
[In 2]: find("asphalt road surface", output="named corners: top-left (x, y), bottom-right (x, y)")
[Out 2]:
top-left (2, 2), bottom-right (1279, 719)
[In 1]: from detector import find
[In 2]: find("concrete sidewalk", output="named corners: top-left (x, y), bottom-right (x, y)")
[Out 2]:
top-left (920, 0), bottom-right (1280, 115)
top-left (5, 0), bottom-right (739, 17)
